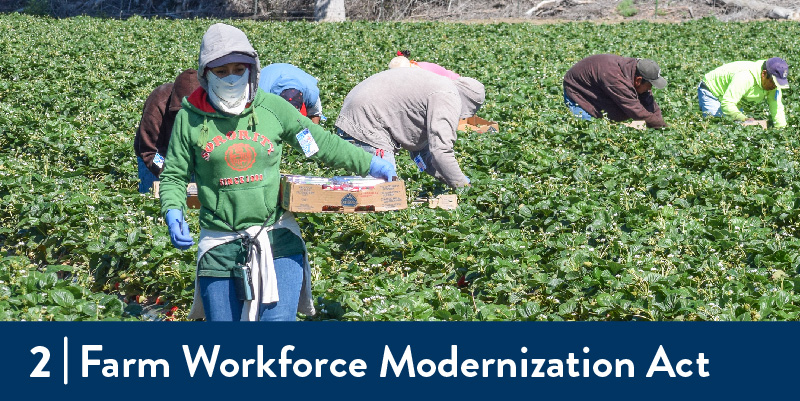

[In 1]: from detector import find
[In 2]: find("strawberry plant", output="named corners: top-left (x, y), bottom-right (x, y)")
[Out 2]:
top-left (0, 14), bottom-right (798, 321)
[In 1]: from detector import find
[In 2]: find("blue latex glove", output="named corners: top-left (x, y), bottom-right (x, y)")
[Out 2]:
top-left (165, 209), bottom-right (194, 250)
top-left (454, 176), bottom-right (471, 190)
top-left (369, 155), bottom-right (397, 181)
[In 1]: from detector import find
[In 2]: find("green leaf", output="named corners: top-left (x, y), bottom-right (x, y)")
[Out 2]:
top-left (49, 289), bottom-right (76, 308)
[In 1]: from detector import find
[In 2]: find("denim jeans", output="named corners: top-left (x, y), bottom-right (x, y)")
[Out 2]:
top-left (197, 254), bottom-right (305, 321)
top-left (137, 157), bottom-right (158, 193)
top-left (697, 82), bottom-right (724, 118)
top-left (563, 89), bottom-right (593, 121)
top-left (336, 128), bottom-right (396, 167)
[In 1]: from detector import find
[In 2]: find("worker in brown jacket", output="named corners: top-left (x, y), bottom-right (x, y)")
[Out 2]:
top-left (133, 69), bottom-right (200, 193)
top-left (563, 54), bottom-right (667, 128)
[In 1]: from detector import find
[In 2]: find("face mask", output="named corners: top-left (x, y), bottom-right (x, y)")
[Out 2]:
top-left (206, 69), bottom-right (250, 115)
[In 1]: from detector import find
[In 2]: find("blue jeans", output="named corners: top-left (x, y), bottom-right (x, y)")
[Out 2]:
top-left (697, 82), bottom-right (724, 118)
top-left (137, 157), bottom-right (158, 193)
top-left (336, 128), bottom-right (397, 167)
top-left (563, 89), bottom-right (593, 121)
top-left (197, 254), bottom-right (305, 321)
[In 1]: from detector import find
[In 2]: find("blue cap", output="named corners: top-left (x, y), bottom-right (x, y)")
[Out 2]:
top-left (766, 57), bottom-right (789, 89)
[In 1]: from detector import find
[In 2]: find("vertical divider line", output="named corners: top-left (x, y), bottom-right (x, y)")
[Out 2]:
top-left (63, 336), bottom-right (68, 385)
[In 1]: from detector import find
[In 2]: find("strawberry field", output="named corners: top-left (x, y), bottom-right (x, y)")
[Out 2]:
top-left (1, 14), bottom-right (799, 321)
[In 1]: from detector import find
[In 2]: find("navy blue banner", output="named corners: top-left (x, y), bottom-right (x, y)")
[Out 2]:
top-left (1, 322), bottom-right (795, 399)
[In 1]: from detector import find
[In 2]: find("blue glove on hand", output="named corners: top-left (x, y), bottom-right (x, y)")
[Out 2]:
top-left (369, 155), bottom-right (397, 181)
top-left (165, 209), bottom-right (194, 250)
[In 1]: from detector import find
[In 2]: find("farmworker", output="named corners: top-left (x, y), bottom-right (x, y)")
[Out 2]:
top-left (259, 63), bottom-right (326, 124)
top-left (562, 54), bottom-right (667, 128)
top-left (388, 50), bottom-right (461, 80)
top-left (335, 67), bottom-right (484, 188)
top-left (159, 23), bottom-right (396, 322)
top-left (133, 69), bottom-right (200, 193)
top-left (697, 57), bottom-right (789, 128)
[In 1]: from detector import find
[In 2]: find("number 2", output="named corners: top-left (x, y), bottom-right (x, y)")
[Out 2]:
top-left (30, 346), bottom-right (50, 378)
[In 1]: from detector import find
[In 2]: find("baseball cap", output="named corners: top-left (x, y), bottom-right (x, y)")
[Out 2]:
top-left (280, 88), bottom-right (306, 116)
top-left (766, 57), bottom-right (789, 89)
top-left (388, 56), bottom-right (411, 69)
top-left (636, 59), bottom-right (667, 89)
top-left (207, 53), bottom-right (257, 69)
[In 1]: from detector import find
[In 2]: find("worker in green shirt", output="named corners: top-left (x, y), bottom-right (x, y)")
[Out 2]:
top-left (698, 57), bottom-right (789, 128)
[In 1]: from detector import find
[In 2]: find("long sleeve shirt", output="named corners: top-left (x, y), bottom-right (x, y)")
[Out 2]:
top-left (160, 88), bottom-right (372, 234)
top-left (563, 54), bottom-right (666, 128)
top-left (134, 69), bottom-right (200, 176)
top-left (335, 68), bottom-right (475, 188)
top-left (258, 63), bottom-right (323, 116)
top-left (703, 60), bottom-right (787, 128)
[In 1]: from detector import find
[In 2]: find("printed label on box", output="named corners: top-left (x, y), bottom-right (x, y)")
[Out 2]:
top-left (341, 193), bottom-right (358, 207)
top-left (295, 128), bottom-right (319, 157)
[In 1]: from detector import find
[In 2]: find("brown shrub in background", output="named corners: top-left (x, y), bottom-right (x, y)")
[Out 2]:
top-left (5, 0), bottom-right (535, 20)
top-left (5, 0), bottom-right (797, 21)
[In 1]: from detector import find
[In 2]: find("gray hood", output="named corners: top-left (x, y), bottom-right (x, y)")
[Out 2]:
top-left (197, 23), bottom-right (261, 104)
top-left (453, 77), bottom-right (485, 118)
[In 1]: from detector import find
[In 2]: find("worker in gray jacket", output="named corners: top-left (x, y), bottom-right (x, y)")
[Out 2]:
top-left (335, 68), bottom-right (485, 188)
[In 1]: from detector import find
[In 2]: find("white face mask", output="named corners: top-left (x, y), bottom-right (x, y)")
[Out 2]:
top-left (206, 69), bottom-right (250, 115)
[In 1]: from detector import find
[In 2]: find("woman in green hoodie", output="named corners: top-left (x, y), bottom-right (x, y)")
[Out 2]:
top-left (159, 23), bottom-right (396, 322)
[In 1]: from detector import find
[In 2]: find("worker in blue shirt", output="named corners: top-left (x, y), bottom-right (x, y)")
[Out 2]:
top-left (259, 63), bottom-right (325, 124)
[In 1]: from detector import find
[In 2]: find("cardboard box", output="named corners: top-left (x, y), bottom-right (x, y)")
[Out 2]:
top-left (622, 120), bottom-right (647, 130)
top-left (152, 181), bottom-right (201, 209)
top-left (458, 116), bottom-right (499, 133)
top-left (428, 194), bottom-right (458, 210)
top-left (411, 194), bottom-right (459, 210)
top-left (280, 176), bottom-right (407, 213)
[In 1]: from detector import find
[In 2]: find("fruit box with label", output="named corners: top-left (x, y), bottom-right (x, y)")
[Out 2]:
top-left (280, 175), bottom-right (407, 213)
top-left (152, 181), bottom-right (201, 209)
top-left (458, 116), bottom-right (499, 133)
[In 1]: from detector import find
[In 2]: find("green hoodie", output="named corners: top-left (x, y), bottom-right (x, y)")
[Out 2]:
top-left (703, 60), bottom-right (787, 128)
top-left (159, 88), bottom-right (372, 255)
